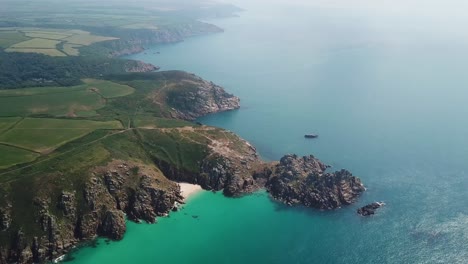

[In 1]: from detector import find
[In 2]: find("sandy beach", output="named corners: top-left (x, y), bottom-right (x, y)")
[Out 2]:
top-left (179, 183), bottom-right (203, 200)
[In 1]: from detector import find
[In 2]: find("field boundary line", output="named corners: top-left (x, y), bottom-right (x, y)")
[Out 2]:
top-left (0, 128), bottom-right (128, 179)
top-left (0, 142), bottom-right (39, 154)
top-left (0, 117), bottom-right (24, 136)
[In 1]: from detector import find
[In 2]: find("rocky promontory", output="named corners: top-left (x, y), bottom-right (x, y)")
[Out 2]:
top-left (263, 154), bottom-right (366, 209)
top-left (0, 72), bottom-right (366, 264)
top-left (167, 79), bottom-right (240, 120)
top-left (124, 60), bottom-right (160, 73)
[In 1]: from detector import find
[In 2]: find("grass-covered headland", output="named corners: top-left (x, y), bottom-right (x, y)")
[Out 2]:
top-left (0, 1), bottom-right (366, 263)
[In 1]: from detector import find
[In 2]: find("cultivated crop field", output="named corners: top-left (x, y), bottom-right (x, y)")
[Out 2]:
top-left (0, 27), bottom-right (118, 56)
top-left (0, 118), bottom-right (123, 153)
top-left (0, 78), bottom-right (138, 167)
top-left (0, 144), bottom-right (39, 169)
top-left (0, 79), bottom-right (134, 117)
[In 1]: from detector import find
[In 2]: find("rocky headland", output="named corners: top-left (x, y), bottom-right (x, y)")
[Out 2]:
top-left (0, 72), bottom-right (365, 264)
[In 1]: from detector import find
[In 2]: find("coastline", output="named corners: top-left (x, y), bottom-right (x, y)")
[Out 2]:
top-left (179, 183), bottom-right (203, 201)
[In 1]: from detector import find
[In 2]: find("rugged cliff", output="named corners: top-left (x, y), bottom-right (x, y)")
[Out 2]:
top-left (124, 60), bottom-right (160, 73)
top-left (0, 72), bottom-right (365, 263)
top-left (0, 160), bottom-right (182, 264)
top-left (165, 76), bottom-right (240, 120)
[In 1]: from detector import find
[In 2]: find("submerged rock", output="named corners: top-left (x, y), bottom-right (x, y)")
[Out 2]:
top-left (357, 202), bottom-right (385, 216)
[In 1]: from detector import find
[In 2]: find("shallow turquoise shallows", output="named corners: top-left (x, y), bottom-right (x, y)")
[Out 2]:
top-left (69, 1), bottom-right (468, 263)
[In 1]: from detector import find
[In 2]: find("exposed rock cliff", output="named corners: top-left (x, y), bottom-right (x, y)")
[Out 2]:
top-left (0, 72), bottom-right (366, 263)
top-left (0, 161), bottom-right (181, 264)
top-left (124, 60), bottom-right (159, 73)
top-left (264, 154), bottom-right (366, 209)
top-left (167, 77), bottom-right (240, 120)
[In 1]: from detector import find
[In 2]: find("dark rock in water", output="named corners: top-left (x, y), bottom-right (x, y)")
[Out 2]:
top-left (264, 154), bottom-right (365, 210)
top-left (192, 215), bottom-right (199, 219)
top-left (357, 202), bottom-right (384, 216)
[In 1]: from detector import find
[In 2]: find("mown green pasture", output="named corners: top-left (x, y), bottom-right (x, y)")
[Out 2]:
top-left (0, 144), bottom-right (40, 169)
top-left (10, 38), bottom-right (61, 49)
top-left (83, 79), bottom-right (135, 98)
top-left (62, 33), bottom-right (117, 46)
top-left (0, 80), bottom-right (135, 117)
top-left (0, 31), bottom-right (30, 48)
top-left (61, 43), bottom-right (82, 56)
top-left (23, 31), bottom-right (71, 40)
top-left (0, 87), bottom-right (103, 117)
top-left (133, 116), bottom-right (194, 128)
top-left (0, 117), bottom-right (22, 133)
top-left (0, 118), bottom-right (122, 152)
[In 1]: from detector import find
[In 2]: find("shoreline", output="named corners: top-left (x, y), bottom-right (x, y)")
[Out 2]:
top-left (179, 182), bottom-right (203, 201)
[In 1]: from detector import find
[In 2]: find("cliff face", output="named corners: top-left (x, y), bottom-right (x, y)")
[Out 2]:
top-left (0, 160), bottom-right (181, 264)
top-left (124, 60), bottom-right (159, 73)
top-left (0, 71), bottom-right (366, 263)
top-left (167, 78), bottom-right (240, 120)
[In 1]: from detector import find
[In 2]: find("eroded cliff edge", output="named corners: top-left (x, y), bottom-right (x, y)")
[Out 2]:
top-left (0, 72), bottom-right (365, 264)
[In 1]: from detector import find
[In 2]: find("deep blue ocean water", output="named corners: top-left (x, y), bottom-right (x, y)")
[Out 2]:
top-left (69, 1), bottom-right (468, 263)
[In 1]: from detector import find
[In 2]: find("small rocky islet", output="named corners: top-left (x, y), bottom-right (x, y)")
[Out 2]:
top-left (357, 202), bottom-right (385, 216)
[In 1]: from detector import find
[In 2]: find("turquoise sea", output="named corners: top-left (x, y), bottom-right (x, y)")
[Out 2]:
top-left (69, 1), bottom-right (468, 263)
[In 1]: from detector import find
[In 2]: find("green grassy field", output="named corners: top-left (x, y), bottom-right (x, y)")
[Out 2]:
top-left (10, 38), bottom-right (61, 49)
top-left (0, 144), bottom-right (40, 169)
top-left (0, 118), bottom-right (122, 152)
top-left (0, 117), bottom-right (22, 133)
top-left (23, 31), bottom-right (71, 40)
top-left (62, 43), bottom-right (82, 56)
top-left (0, 87), bottom-right (103, 116)
top-left (1, 28), bottom-right (118, 56)
top-left (0, 80), bottom-right (136, 117)
top-left (62, 33), bottom-right (117, 46)
top-left (0, 31), bottom-right (30, 48)
top-left (83, 79), bottom-right (135, 98)
top-left (133, 116), bottom-right (194, 128)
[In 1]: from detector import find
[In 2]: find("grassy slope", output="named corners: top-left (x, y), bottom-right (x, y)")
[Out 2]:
top-left (0, 145), bottom-right (39, 169)
top-left (0, 118), bottom-right (122, 152)
top-left (0, 71), bottom-right (253, 252)
top-left (0, 79), bottom-right (134, 117)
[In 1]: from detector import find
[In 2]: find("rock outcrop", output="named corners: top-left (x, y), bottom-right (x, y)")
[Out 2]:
top-left (1, 161), bottom-right (181, 264)
top-left (0, 204), bottom-right (11, 231)
top-left (264, 154), bottom-right (365, 209)
top-left (0, 72), bottom-right (367, 263)
top-left (357, 202), bottom-right (384, 216)
top-left (124, 60), bottom-right (160, 73)
top-left (167, 78), bottom-right (240, 120)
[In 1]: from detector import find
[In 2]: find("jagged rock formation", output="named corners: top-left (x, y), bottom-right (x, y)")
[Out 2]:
top-left (0, 161), bottom-right (181, 264)
top-left (0, 72), bottom-right (366, 263)
top-left (167, 77), bottom-right (240, 120)
top-left (263, 154), bottom-right (366, 209)
top-left (357, 202), bottom-right (384, 216)
top-left (0, 204), bottom-right (11, 231)
top-left (124, 60), bottom-right (159, 73)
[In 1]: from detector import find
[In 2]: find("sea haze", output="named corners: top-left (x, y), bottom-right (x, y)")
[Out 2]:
top-left (70, 0), bottom-right (468, 263)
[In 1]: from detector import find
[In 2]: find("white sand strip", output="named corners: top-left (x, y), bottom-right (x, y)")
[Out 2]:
top-left (179, 183), bottom-right (203, 200)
